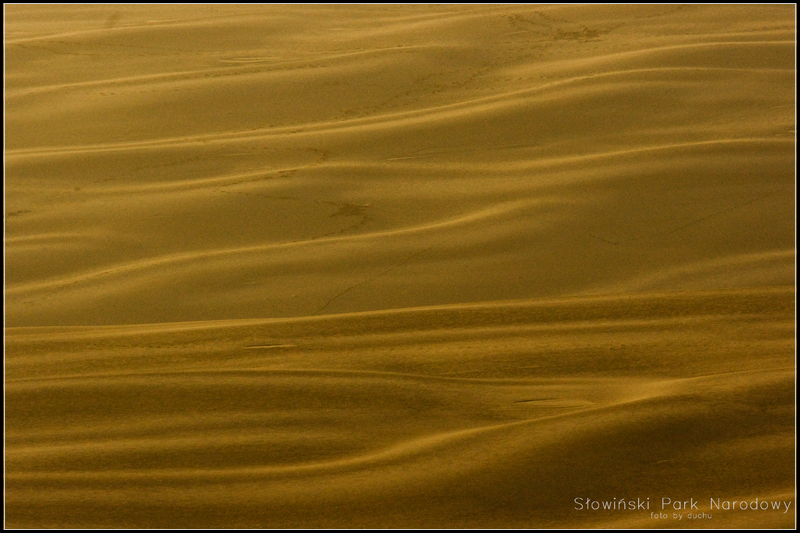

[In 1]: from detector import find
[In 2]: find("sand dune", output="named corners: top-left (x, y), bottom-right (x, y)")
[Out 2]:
top-left (4, 4), bottom-right (795, 528)
top-left (6, 289), bottom-right (795, 527)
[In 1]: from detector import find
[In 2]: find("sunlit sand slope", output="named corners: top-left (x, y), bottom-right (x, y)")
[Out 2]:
top-left (5, 4), bottom-right (794, 326)
top-left (5, 288), bottom-right (795, 528)
top-left (4, 4), bottom-right (795, 529)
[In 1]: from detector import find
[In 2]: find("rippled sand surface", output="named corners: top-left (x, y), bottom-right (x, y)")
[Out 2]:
top-left (5, 5), bottom-right (795, 528)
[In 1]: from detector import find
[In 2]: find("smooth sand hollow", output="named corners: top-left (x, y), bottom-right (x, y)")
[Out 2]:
top-left (4, 4), bottom-right (796, 528)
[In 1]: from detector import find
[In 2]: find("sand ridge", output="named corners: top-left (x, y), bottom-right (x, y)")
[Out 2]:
top-left (6, 288), bottom-right (795, 528)
top-left (4, 4), bottom-right (796, 528)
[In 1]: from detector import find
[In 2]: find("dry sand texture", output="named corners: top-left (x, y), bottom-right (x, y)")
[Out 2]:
top-left (4, 4), bottom-right (796, 528)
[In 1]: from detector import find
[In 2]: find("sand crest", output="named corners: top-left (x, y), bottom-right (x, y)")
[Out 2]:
top-left (4, 4), bottom-right (795, 528)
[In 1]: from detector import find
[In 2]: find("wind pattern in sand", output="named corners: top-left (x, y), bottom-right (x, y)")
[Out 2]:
top-left (5, 5), bottom-right (795, 528)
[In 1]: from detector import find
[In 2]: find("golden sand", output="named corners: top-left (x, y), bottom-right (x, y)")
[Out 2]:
top-left (5, 4), bottom-right (795, 528)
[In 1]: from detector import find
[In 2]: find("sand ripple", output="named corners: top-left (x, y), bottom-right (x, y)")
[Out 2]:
top-left (5, 5), bottom-right (795, 528)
